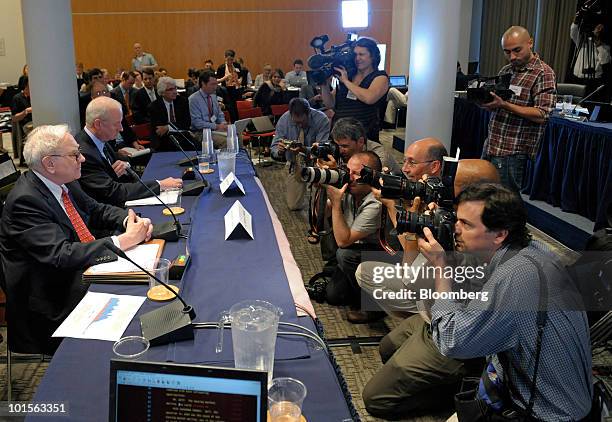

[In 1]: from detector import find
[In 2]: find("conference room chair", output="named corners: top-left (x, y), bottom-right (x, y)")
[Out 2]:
top-left (236, 100), bottom-right (253, 111)
top-left (270, 104), bottom-right (289, 123)
top-left (238, 106), bottom-right (263, 121)
top-left (557, 83), bottom-right (587, 103)
top-left (130, 123), bottom-right (153, 147)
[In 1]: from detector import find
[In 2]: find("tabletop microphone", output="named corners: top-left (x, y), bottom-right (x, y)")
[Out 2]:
top-left (169, 134), bottom-right (209, 196)
top-left (567, 84), bottom-right (606, 119)
top-left (105, 240), bottom-right (195, 346)
top-left (168, 123), bottom-right (199, 166)
top-left (125, 165), bottom-right (181, 242)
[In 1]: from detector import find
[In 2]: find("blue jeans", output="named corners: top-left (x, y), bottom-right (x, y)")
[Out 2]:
top-left (482, 154), bottom-right (528, 192)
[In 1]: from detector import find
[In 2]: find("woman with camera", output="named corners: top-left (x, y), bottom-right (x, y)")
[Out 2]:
top-left (320, 37), bottom-right (389, 142)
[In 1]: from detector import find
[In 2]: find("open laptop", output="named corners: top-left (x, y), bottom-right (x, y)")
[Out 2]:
top-left (249, 116), bottom-right (276, 133)
top-left (389, 75), bottom-right (407, 89)
top-left (109, 360), bottom-right (268, 422)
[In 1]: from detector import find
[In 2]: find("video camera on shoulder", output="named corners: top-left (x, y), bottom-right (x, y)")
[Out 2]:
top-left (307, 34), bottom-right (358, 85)
top-left (466, 73), bottom-right (514, 104)
top-left (394, 157), bottom-right (459, 251)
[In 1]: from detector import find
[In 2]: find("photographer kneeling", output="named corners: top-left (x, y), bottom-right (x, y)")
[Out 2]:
top-left (324, 151), bottom-right (383, 307)
top-left (422, 184), bottom-right (591, 421)
top-left (270, 98), bottom-right (330, 211)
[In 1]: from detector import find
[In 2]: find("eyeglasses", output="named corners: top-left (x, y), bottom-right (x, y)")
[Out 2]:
top-left (47, 148), bottom-right (83, 161)
top-left (403, 158), bottom-right (435, 168)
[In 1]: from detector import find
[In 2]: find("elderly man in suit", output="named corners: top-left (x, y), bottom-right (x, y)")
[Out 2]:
top-left (75, 96), bottom-right (182, 207)
top-left (148, 76), bottom-right (192, 151)
top-left (0, 124), bottom-right (153, 354)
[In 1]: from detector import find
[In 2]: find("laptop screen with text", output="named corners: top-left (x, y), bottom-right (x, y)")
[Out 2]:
top-left (389, 75), bottom-right (407, 88)
top-left (109, 360), bottom-right (267, 422)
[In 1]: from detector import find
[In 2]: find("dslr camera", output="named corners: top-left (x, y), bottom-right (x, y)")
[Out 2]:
top-left (307, 34), bottom-right (358, 85)
top-left (466, 73), bottom-right (514, 104)
top-left (310, 142), bottom-right (340, 161)
top-left (359, 165), bottom-right (383, 189)
top-left (301, 167), bottom-right (349, 189)
top-left (394, 158), bottom-right (459, 251)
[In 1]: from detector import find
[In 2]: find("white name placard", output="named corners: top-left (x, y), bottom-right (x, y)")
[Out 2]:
top-left (224, 200), bottom-right (254, 240)
top-left (219, 172), bottom-right (246, 195)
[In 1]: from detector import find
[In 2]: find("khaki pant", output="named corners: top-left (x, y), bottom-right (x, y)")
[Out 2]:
top-left (363, 315), bottom-right (478, 419)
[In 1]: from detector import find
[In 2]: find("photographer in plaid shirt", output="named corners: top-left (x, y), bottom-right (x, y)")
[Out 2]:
top-left (480, 26), bottom-right (556, 192)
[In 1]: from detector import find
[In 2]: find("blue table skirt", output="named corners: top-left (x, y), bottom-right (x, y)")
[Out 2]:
top-left (451, 98), bottom-right (612, 231)
top-left (29, 152), bottom-right (355, 421)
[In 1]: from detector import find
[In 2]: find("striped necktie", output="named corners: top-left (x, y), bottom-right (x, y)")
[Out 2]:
top-left (61, 190), bottom-right (95, 243)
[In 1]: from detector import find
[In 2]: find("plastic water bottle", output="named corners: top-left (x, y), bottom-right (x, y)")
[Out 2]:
top-left (226, 124), bottom-right (240, 153)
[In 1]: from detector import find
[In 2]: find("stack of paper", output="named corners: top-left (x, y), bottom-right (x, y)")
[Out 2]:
top-left (83, 240), bottom-right (164, 284)
top-left (124, 190), bottom-right (180, 207)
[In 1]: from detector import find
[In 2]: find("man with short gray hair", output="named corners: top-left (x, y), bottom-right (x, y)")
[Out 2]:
top-left (148, 76), bottom-right (191, 151)
top-left (131, 42), bottom-right (158, 72)
top-left (0, 124), bottom-right (153, 354)
top-left (75, 96), bottom-right (182, 207)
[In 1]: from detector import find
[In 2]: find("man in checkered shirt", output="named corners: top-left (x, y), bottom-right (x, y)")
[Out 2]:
top-left (419, 184), bottom-right (592, 421)
top-left (481, 26), bottom-right (556, 192)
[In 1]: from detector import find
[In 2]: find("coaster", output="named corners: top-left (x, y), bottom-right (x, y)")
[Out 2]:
top-left (163, 206), bottom-right (184, 216)
top-left (147, 284), bottom-right (179, 301)
top-left (266, 412), bottom-right (306, 422)
top-left (199, 168), bottom-right (215, 174)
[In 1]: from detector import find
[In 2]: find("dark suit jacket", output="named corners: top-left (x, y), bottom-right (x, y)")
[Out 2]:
top-left (111, 85), bottom-right (138, 116)
top-left (132, 87), bottom-right (159, 124)
top-left (0, 171), bottom-right (127, 354)
top-left (216, 63), bottom-right (242, 87)
top-left (148, 96), bottom-right (191, 150)
top-left (75, 130), bottom-right (160, 206)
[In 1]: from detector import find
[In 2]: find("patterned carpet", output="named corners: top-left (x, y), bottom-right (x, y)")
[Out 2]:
top-left (0, 131), bottom-right (592, 422)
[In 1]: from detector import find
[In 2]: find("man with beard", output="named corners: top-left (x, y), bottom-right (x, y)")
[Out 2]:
top-left (480, 26), bottom-right (556, 192)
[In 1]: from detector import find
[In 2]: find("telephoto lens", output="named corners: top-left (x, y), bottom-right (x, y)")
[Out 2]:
top-left (379, 174), bottom-right (426, 200)
top-left (301, 167), bottom-right (349, 188)
top-left (396, 208), bottom-right (457, 251)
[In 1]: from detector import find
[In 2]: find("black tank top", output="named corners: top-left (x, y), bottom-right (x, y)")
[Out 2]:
top-left (334, 70), bottom-right (388, 142)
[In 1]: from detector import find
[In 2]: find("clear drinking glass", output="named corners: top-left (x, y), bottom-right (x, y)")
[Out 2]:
top-left (268, 377), bottom-right (307, 422)
top-left (217, 149), bottom-right (237, 181)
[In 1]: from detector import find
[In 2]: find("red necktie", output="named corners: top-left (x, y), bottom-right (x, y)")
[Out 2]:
top-left (169, 103), bottom-right (176, 123)
top-left (61, 190), bottom-right (95, 243)
top-left (206, 95), bottom-right (214, 118)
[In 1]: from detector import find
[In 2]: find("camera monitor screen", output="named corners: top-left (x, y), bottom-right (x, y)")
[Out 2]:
top-left (389, 75), bottom-right (407, 88)
top-left (109, 360), bottom-right (267, 422)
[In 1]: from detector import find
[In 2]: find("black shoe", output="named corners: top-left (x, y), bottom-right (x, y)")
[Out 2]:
top-left (347, 310), bottom-right (386, 324)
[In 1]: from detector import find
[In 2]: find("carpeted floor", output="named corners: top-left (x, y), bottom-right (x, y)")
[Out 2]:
top-left (0, 130), bottom-right (594, 422)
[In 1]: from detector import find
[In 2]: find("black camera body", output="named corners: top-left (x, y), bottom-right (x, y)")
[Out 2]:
top-left (392, 157), bottom-right (459, 251)
top-left (359, 165), bottom-right (382, 189)
top-left (307, 34), bottom-right (357, 85)
top-left (301, 167), bottom-right (349, 188)
top-left (396, 208), bottom-right (457, 251)
top-left (467, 73), bottom-right (514, 104)
top-left (310, 142), bottom-right (340, 161)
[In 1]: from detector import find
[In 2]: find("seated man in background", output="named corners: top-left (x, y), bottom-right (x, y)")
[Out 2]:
top-left (300, 80), bottom-right (325, 110)
top-left (76, 96), bottom-right (182, 207)
top-left (0, 124), bottom-right (153, 354)
top-left (111, 71), bottom-right (137, 120)
top-left (324, 151), bottom-right (383, 307)
top-left (189, 70), bottom-right (228, 149)
top-left (270, 98), bottom-right (330, 210)
top-left (132, 68), bottom-right (159, 124)
top-left (285, 59), bottom-right (308, 88)
top-left (11, 76), bottom-right (33, 165)
top-left (148, 77), bottom-right (191, 151)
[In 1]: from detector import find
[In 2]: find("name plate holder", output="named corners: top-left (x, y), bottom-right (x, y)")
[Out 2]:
top-left (224, 200), bottom-right (254, 240)
top-left (219, 173), bottom-right (246, 196)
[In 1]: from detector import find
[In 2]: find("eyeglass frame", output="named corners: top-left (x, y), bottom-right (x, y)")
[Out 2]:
top-left (46, 147), bottom-right (83, 162)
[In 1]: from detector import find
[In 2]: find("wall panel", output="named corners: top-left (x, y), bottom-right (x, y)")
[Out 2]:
top-left (71, 0), bottom-right (393, 78)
